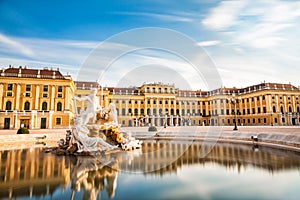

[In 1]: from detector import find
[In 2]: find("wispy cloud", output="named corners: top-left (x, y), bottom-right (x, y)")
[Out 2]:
top-left (0, 33), bottom-right (35, 57)
top-left (112, 11), bottom-right (194, 22)
top-left (202, 0), bottom-right (247, 30)
top-left (197, 40), bottom-right (220, 47)
top-left (0, 34), bottom-right (99, 77)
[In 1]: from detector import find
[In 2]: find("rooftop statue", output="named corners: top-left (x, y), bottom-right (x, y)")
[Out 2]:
top-left (55, 88), bottom-right (142, 155)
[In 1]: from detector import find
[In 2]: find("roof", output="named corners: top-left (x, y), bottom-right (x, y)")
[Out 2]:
top-left (1, 66), bottom-right (66, 79)
top-left (74, 81), bottom-right (100, 89)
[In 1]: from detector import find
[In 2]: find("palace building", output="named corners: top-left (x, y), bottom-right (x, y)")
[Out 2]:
top-left (1, 66), bottom-right (299, 129)
top-left (0, 66), bottom-right (75, 129)
top-left (74, 81), bottom-right (300, 127)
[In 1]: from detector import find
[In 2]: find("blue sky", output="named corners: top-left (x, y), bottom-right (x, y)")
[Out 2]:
top-left (0, 0), bottom-right (300, 89)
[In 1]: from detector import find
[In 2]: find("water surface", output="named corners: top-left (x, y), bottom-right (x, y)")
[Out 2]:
top-left (1, 140), bottom-right (300, 200)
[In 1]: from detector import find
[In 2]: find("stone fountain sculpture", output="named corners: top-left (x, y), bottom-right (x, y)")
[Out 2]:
top-left (56, 88), bottom-right (142, 155)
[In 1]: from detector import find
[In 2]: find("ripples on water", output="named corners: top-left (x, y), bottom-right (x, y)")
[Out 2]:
top-left (1, 141), bottom-right (300, 200)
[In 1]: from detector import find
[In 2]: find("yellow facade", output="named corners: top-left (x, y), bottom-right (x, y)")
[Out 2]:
top-left (1, 66), bottom-right (299, 129)
top-left (0, 66), bottom-right (75, 129)
top-left (75, 82), bottom-right (300, 127)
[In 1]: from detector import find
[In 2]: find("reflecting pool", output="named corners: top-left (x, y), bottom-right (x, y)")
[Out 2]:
top-left (1, 140), bottom-right (300, 200)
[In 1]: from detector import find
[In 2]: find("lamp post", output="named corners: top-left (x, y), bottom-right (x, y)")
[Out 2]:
top-left (228, 94), bottom-right (240, 131)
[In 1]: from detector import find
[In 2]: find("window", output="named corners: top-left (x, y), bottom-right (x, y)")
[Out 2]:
top-left (7, 84), bottom-right (13, 91)
top-left (159, 100), bottom-right (162, 104)
top-left (274, 118), bottom-right (278, 123)
top-left (253, 118), bottom-right (256, 123)
top-left (7, 92), bottom-right (12, 97)
top-left (56, 118), bottom-right (62, 125)
top-left (58, 86), bottom-right (63, 92)
top-left (26, 85), bottom-right (31, 91)
top-left (263, 107), bottom-right (267, 113)
top-left (273, 106), bottom-right (276, 113)
top-left (43, 85), bottom-right (48, 92)
top-left (57, 102), bottom-right (62, 111)
top-left (58, 94), bottom-right (62, 98)
top-left (42, 102), bottom-right (48, 111)
top-left (264, 118), bottom-right (267, 123)
top-left (258, 107), bottom-right (261, 113)
top-left (24, 102), bottom-right (30, 110)
top-left (252, 108), bottom-right (255, 114)
top-left (5, 101), bottom-right (12, 110)
top-left (43, 93), bottom-right (48, 98)
top-left (25, 93), bottom-right (30, 97)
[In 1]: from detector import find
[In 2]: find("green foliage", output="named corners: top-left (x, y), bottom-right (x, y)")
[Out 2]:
top-left (17, 127), bottom-right (30, 134)
top-left (148, 126), bottom-right (157, 132)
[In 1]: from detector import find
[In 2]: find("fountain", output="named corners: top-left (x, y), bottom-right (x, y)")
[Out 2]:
top-left (54, 88), bottom-right (142, 155)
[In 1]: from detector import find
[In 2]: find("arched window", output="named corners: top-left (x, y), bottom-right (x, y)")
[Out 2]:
top-left (57, 102), bottom-right (62, 111)
top-left (273, 106), bottom-right (276, 113)
top-left (152, 87), bottom-right (156, 93)
top-left (5, 101), bottom-right (12, 110)
top-left (42, 102), bottom-right (48, 111)
top-left (24, 101), bottom-right (30, 110)
top-left (280, 106), bottom-right (284, 113)
top-left (147, 108), bottom-right (151, 115)
top-left (134, 108), bottom-right (138, 116)
top-left (289, 106), bottom-right (292, 113)
top-left (153, 108), bottom-right (157, 115)
top-left (141, 108), bottom-right (144, 115)
top-left (171, 109), bottom-right (174, 115)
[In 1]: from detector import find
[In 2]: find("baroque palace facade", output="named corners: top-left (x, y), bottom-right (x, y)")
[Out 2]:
top-left (75, 80), bottom-right (300, 127)
top-left (1, 66), bottom-right (300, 129)
top-left (0, 66), bottom-right (75, 129)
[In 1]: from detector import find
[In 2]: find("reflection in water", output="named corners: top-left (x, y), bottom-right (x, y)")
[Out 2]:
top-left (68, 156), bottom-right (119, 199)
top-left (0, 141), bottom-right (300, 199)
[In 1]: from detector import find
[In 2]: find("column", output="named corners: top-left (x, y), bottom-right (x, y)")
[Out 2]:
top-left (65, 87), bottom-right (70, 111)
top-left (125, 100), bottom-right (129, 115)
top-left (49, 111), bottom-right (53, 129)
top-left (131, 100), bottom-right (134, 116)
top-left (292, 96), bottom-right (296, 112)
top-left (30, 111), bottom-right (35, 129)
top-left (254, 97), bottom-right (258, 114)
top-left (15, 84), bottom-right (21, 110)
top-left (0, 84), bottom-right (3, 109)
top-left (35, 85), bottom-right (40, 110)
top-left (275, 95), bottom-right (279, 112)
top-left (266, 95), bottom-right (271, 113)
top-left (50, 85), bottom-right (55, 110)
top-left (138, 100), bottom-right (141, 116)
top-left (14, 111), bottom-right (18, 129)
top-left (145, 98), bottom-right (148, 115)
top-left (179, 101), bottom-right (182, 116)
top-left (168, 99), bottom-right (171, 115)
top-left (150, 98), bottom-right (153, 115)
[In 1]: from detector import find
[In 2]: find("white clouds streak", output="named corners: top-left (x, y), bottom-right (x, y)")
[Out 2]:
top-left (197, 40), bottom-right (220, 47)
top-left (0, 33), bottom-right (35, 56)
top-left (202, 0), bottom-right (247, 30)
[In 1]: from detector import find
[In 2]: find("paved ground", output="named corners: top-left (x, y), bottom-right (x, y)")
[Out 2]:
top-left (0, 126), bottom-right (299, 150)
